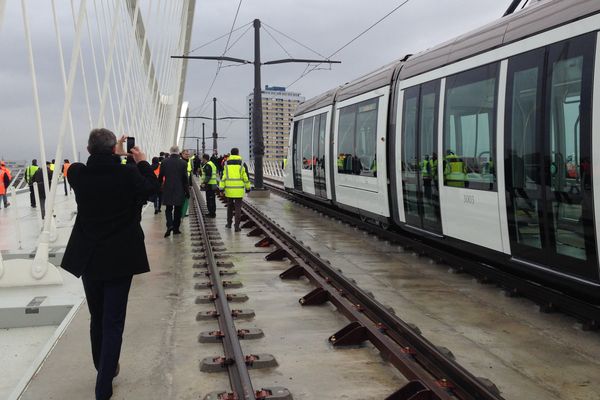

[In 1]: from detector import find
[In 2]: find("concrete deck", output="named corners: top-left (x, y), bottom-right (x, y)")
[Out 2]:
top-left (13, 189), bottom-right (600, 399)
top-left (19, 197), bottom-right (403, 399)
top-left (246, 194), bottom-right (600, 400)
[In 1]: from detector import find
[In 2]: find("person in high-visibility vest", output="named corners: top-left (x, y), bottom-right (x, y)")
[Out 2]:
top-left (151, 156), bottom-right (162, 214)
top-left (49, 159), bottom-right (55, 172)
top-left (180, 150), bottom-right (192, 218)
top-left (0, 161), bottom-right (11, 208)
top-left (0, 167), bottom-right (10, 209)
top-left (62, 159), bottom-right (71, 195)
top-left (219, 148), bottom-right (250, 232)
top-left (26, 159), bottom-right (39, 207)
top-left (201, 153), bottom-right (218, 218)
top-left (444, 150), bottom-right (466, 188)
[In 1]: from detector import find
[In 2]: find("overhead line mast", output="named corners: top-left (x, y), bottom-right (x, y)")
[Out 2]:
top-left (172, 18), bottom-right (340, 191)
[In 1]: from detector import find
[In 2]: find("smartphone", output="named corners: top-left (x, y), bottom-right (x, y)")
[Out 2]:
top-left (126, 137), bottom-right (135, 153)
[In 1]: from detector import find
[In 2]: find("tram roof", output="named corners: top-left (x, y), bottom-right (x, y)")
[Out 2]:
top-left (295, 0), bottom-right (600, 117)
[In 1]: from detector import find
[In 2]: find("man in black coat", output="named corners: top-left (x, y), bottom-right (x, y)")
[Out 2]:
top-left (158, 145), bottom-right (188, 237)
top-left (61, 129), bottom-right (159, 400)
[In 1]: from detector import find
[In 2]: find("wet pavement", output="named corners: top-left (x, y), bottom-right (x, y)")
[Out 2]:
top-left (246, 193), bottom-right (600, 400)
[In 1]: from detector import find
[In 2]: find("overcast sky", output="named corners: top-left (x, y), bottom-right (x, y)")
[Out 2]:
top-left (0, 0), bottom-right (510, 162)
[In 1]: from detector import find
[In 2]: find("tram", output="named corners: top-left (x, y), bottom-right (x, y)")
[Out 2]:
top-left (284, 0), bottom-right (600, 301)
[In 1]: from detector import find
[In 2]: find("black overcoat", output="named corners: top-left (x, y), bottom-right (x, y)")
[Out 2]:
top-left (61, 154), bottom-right (159, 280)
top-left (158, 154), bottom-right (188, 206)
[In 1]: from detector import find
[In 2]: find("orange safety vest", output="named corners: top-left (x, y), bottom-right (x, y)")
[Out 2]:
top-left (63, 163), bottom-right (71, 177)
top-left (154, 165), bottom-right (160, 177)
top-left (0, 170), bottom-right (6, 195)
top-left (1, 166), bottom-right (11, 181)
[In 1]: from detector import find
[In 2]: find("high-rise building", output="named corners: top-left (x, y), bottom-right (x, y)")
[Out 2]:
top-left (247, 85), bottom-right (304, 163)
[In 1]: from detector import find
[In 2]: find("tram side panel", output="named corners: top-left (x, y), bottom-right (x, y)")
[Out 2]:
top-left (288, 106), bottom-right (334, 201)
top-left (391, 14), bottom-right (600, 296)
top-left (332, 87), bottom-right (391, 219)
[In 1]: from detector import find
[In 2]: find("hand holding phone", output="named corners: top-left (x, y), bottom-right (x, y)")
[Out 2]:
top-left (127, 137), bottom-right (135, 153)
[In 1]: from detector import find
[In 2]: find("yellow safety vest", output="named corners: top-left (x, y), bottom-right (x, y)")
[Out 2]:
top-left (187, 156), bottom-right (194, 176)
top-left (205, 161), bottom-right (217, 185)
top-left (26, 165), bottom-right (39, 184)
top-left (444, 154), bottom-right (466, 187)
top-left (219, 155), bottom-right (250, 198)
top-left (49, 163), bottom-right (55, 171)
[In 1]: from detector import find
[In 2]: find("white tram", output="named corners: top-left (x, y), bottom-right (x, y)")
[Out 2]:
top-left (285, 0), bottom-right (600, 301)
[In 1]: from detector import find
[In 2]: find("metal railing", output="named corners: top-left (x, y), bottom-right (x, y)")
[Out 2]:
top-left (247, 160), bottom-right (284, 182)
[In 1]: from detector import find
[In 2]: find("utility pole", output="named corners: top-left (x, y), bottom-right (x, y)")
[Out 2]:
top-left (172, 18), bottom-right (340, 191)
top-left (202, 122), bottom-right (206, 155)
top-left (212, 97), bottom-right (218, 154)
top-left (252, 19), bottom-right (265, 189)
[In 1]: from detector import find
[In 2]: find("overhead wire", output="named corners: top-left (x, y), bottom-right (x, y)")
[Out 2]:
top-left (262, 25), bottom-right (293, 59)
top-left (262, 22), bottom-right (327, 59)
top-left (196, 0), bottom-right (244, 116)
top-left (287, 0), bottom-right (412, 88)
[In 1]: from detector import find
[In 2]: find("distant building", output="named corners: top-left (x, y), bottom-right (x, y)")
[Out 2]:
top-left (247, 85), bottom-right (304, 163)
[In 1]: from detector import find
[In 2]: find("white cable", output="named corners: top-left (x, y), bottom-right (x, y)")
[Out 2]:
top-left (32, 0), bottom-right (87, 280)
top-left (70, 0), bottom-right (93, 137)
top-left (93, 0), bottom-right (117, 128)
top-left (21, 0), bottom-right (50, 202)
top-left (96, 1), bottom-right (121, 127)
top-left (51, 0), bottom-right (78, 162)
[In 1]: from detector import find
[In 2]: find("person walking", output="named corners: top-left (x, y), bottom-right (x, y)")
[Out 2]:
top-left (219, 148), bottom-right (250, 232)
top-left (33, 162), bottom-right (53, 219)
top-left (200, 153), bottom-right (218, 218)
top-left (159, 145), bottom-right (188, 237)
top-left (150, 156), bottom-right (162, 214)
top-left (26, 159), bottom-right (39, 207)
top-left (61, 129), bottom-right (159, 400)
top-left (62, 159), bottom-right (71, 195)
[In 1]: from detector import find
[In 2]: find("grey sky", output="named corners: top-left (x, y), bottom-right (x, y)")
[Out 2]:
top-left (0, 0), bottom-right (509, 162)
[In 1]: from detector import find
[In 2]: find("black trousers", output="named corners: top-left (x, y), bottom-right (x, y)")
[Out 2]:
top-left (226, 197), bottom-right (242, 227)
top-left (205, 189), bottom-right (216, 216)
top-left (82, 275), bottom-right (133, 400)
top-left (29, 184), bottom-right (36, 207)
top-left (165, 205), bottom-right (182, 230)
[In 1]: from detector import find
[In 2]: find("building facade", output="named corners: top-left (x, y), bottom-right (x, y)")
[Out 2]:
top-left (248, 85), bottom-right (304, 163)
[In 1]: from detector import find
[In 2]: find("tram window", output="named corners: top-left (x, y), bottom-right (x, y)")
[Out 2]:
top-left (301, 116), bottom-right (314, 170)
top-left (337, 106), bottom-right (355, 173)
top-left (337, 98), bottom-right (379, 177)
top-left (443, 63), bottom-right (498, 190)
top-left (549, 54), bottom-right (586, 260)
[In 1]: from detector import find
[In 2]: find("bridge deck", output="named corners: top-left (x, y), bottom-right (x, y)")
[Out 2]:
top-left (3, 189), bottom-right (600, 399)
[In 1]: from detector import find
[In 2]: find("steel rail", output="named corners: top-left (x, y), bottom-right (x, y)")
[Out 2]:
top-left (256, 178), bottom-right (600, 330)
top-left (235, 195), bottom-right (504, 400)
top-left (191, 180), bottom-right (257, 400)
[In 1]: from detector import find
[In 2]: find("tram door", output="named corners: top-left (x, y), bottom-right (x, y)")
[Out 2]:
top-left (292, 120), bottom-right (302, 190)
top-left (505, 34), bottom-right (597, 280)
top-left (313, 113), bottom-right (327, 198)
top-left (401, 81), bottom-right (442, 234)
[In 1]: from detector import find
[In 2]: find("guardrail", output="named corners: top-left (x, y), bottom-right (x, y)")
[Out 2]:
top-left (247, 161), bottom-right (284, 183)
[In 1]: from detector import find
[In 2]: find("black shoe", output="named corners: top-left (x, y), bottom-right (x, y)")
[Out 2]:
top-left (173, 229), bottom-right (182, 235)
top-left (164, 228), bottom-right (172, 237)
top-left (225, 224), bottom-right (231, 229)
top-left (234, 227), bottom-right (241, 232)
top-left (31, 205), bottom-right (36, 208)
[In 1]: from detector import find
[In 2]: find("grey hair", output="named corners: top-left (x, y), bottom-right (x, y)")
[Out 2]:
top-left (88, 128), bottom-right (117, 154)
top-left (170, 145), bottom-right (180, 154)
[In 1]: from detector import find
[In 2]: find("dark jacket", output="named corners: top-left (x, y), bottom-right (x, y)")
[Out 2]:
top-left (33, 167), bottom-right (53, 199)
top-left (158, 154), bottom-right (188, 206)
top-left (61, 154), bottom-right (159, 280)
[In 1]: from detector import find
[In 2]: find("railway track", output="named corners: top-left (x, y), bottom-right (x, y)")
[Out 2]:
top-left (252, 176), bottom-right (600, 332)
top-left (189, 180), bottom-right (291, 400)
top-left (217, 189), bottom-right (505, 400)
